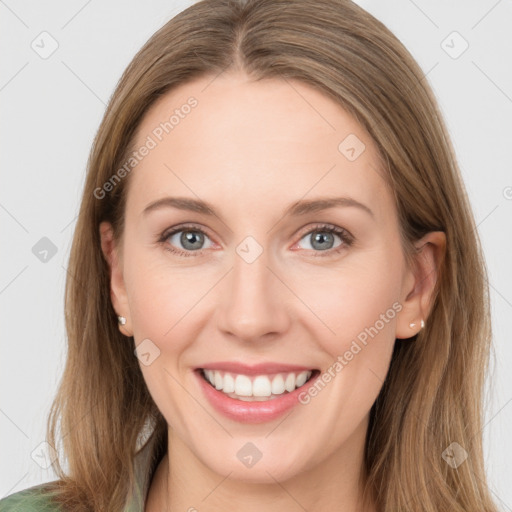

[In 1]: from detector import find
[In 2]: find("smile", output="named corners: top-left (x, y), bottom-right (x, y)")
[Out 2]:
top-left (193, 361), bottom-right (321, 423)
top-left (200, 368), bottom-right (317, 401)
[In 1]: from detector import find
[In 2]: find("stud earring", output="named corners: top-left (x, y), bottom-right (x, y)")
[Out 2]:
top-left (409, 319), bottom-right (425, 329)
top-left (118, 316), bottom-right (127, 326)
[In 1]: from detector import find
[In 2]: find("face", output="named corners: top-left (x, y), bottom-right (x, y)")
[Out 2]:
top-left (101, 71), bottom-right (423, 484)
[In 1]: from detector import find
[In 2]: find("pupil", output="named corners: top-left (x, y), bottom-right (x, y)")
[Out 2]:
top-left (312, 232), bottom-right (333, 250)
top-left (182, 231), bottom-right (203, 250)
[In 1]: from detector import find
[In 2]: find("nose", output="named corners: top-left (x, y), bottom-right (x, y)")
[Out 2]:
top-left (215, 246), bottom-right (291, 343)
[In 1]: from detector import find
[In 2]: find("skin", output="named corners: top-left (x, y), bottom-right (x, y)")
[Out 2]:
top-left (100, 71), bottom-right (445, 511)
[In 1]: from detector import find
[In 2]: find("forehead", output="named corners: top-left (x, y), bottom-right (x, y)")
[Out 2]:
top-left (126, 72), bottom-right (391, 219)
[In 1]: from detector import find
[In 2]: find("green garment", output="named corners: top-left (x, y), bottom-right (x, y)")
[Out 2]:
top-left (0, 437), bottom-right (157, 511)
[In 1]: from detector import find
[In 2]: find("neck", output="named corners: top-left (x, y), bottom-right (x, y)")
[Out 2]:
top-left (146, 420), bottom-right (376, 512)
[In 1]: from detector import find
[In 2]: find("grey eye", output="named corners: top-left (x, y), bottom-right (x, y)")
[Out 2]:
top-left (298, 230), bottom-right (342, 251)
top-left (168, 230), bottom-right (212, 251)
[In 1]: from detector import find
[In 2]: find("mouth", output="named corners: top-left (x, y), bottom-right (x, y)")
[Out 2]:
top-left (196, 367), bottom-right (320, 402)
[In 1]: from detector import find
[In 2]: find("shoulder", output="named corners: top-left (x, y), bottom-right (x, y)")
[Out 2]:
top-left (0, 482), bottom-right (62, 511)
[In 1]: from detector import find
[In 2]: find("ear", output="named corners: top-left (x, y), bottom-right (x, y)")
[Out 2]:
top-left (395, 231), bottom-right (446, 339)
top-left (99, 221), bottom-right (133, 337)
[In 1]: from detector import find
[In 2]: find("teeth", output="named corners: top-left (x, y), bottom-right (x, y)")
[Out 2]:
top-left (214, 371), bottom-right (223, 390)
top-left (223, 373), bottom-right (235, 393)
top-left (295, 371), bottom-right (308, 387)
top-left (271, 374), bottom-right (285, 395)
top-left (252, 376), bottom-right (272, 397)
top-left (202, 369), bottom-right (313, 400)
top-left (235, 375), bottom-right (252, 396)
top-left (285, 373), bottom-right (296, 392)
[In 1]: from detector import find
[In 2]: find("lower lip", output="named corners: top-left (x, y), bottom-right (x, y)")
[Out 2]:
top-left (194, 369), bottom-right (318, 424)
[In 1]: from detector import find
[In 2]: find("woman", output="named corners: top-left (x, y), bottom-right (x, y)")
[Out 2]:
top-left (0, 0), bottom-right (500, 510)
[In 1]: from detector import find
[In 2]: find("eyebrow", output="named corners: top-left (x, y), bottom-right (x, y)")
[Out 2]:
top-left (142, 196), bottom-right (374, 219)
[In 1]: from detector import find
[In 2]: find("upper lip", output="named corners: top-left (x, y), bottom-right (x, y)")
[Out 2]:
top-left (196, 361), bottom-right (318, 376)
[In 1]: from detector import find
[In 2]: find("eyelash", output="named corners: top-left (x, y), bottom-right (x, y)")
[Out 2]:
top-left (157, 223), bottom-right (354, 258)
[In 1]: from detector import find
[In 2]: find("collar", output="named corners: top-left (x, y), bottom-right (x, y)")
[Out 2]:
top-left (124, 434), bottom-right (160, 511)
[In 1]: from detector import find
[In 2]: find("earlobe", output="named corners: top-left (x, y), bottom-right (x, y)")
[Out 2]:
top-left (395, 231), bottom-right (446, 340)
top-left (99, 221), bottom-right (133, 337)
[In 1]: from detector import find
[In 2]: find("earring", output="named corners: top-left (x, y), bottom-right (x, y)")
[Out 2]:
top-left (409, 319), bottom-right (425, 329)
top-left (118, 316), bottom-right (127, 326)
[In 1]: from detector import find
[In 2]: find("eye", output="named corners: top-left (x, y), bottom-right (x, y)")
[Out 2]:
top-left (158, 224), bottom-right (214, 257)
top-left (158, 222), bottom-right (354, 258)
top-left (293, 224), bottom-right (354, 256)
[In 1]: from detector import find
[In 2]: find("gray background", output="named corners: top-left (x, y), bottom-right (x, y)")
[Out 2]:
top-left (1, 0), bottom-right (511, 508)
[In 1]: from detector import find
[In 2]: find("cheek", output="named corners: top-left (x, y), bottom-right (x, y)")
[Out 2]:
top-left (294, 264), bottom-right (401, 442)
top-left (292, 249), bottom-right (403, 357)
top-left (124, 247), bottom-right (207, 346)
top-left (293, 247), bottom-right (403, 433)
top-left (123, 251), bottom-right (202, 428)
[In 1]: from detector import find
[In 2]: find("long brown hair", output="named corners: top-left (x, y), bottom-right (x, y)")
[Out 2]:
top-left (43, 0), bottom-right (498, 510)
